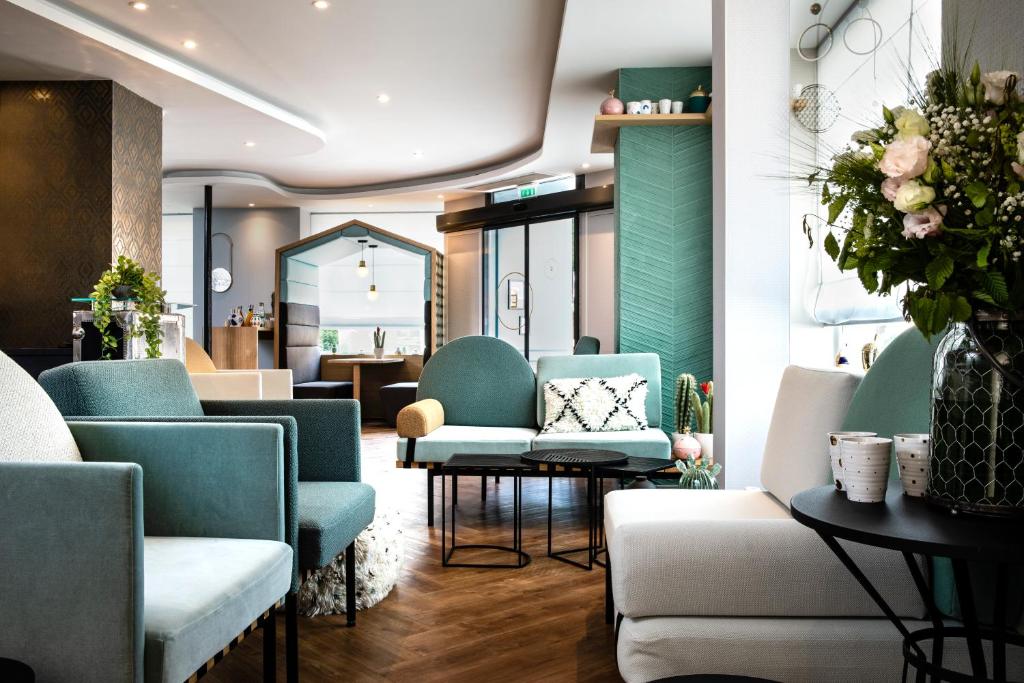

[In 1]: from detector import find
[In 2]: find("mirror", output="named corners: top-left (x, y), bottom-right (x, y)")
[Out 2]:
top-left (211, 267), bottom-right (232, 293)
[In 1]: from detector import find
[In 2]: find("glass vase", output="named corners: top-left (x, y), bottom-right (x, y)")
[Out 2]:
top-left (928, 313), bottom-right (1024, 517)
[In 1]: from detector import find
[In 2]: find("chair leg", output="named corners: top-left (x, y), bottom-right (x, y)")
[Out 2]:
top-left (345, 541), bottom-right (356, 627)
top-left (263, 604), bottom-right (277, 682)
top-left (285, 592), bottom-right (298, 683)
top-left (427, 471), bottom-right (434, 527)
top-left (481, 475), bottom-right (487, 501)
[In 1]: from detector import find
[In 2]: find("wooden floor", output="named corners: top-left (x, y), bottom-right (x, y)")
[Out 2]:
top-left (205, 423), bottom-right (621, 683)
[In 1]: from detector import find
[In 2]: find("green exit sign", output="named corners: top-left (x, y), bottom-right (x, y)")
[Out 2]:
top-left (518, 186), bottom-right (537, 199)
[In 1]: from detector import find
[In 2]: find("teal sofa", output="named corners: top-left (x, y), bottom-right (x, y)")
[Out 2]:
top-left (0, 351), bottom-right (291, 682)
top-left (396, 336), bottom-right (671, 524)
top-left (38, 359), bottom-right (375, 683)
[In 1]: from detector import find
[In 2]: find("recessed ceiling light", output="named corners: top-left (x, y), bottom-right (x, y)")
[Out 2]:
top-left (581, 162), bottom-right (591, 169)
top-left (368, 203), bottom-right (375, 208)
top-left (244, 141), bottom-right (256, 147)
top-left (312, 0), bottom-right (330, 8)
top-left (437, 194), bottom-right (444, 199)
top-left (129, 1), bottom-right (148, 10)
top-left (248, 203), bottom-right (255, 207)
top-left (377, 93), bottom-right (390, 104)
top-left (412, 150), bottom-right (424, 159)
top-left (182, 39), bottom-right (197, 50)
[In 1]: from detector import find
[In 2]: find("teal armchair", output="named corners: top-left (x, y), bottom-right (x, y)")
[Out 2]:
top-left (38, 359), bottom-right (375, 683)
top-left (0, 353), bottom-right (291, 683)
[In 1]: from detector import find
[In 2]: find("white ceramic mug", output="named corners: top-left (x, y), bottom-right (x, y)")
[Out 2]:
top-left (626, 101), bottom-right (641, 115)
top-left (894, 433), bottom-right (930, 497)
top-left (828, 431), bottom-right (876, 490)
top-left (639, 99), bottom-right (652, 114)
top-left (840, 437), bottom-right (893, 503)
top-left (658, 98), bottom-right (672, 114)
top-left (671, 101), bottom-right (683, 114)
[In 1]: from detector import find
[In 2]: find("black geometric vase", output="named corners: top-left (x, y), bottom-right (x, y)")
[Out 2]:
top-left (928, 313), bottom-right (1024, 517)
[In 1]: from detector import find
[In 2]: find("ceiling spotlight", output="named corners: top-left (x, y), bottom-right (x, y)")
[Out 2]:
top-left (312, 0), bottom-right (330, 8)
top-left (182, 39), bottom-right (197, 50)
top-left (377, 93), bottom-right (390, 104)
top-left (129, 1), bottom-right (148, 10)
top-left (412, 150), bottom-right (424, 159)
top-left (248, 203), bottom-right (255, 207)
top-left (436, 194), bottom-right (445, 199)
top-left (244, 141), bottom-right (256, 147)
top-left (581, 162), bottom-right (591, 169)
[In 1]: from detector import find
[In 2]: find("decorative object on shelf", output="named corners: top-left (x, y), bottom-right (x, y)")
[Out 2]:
top-left (827, 431), bottom-right (876, 490)
top-left (658, 98), bottom-right (672, 114)
top-left (639, 99), bottom-right (652, 115)
top-left (791, 83), bottom-right (840, 132)
top-left (676, 455), bottom-right (721, 489)
top-left (298, 507), bottom-right (405, 616)
top-left (90, 255), bottom-right (167, 359)
top-left (671, 434), bottom-right (701, 461)
top-left (211, 232), bottom-right (233, 292)
top-left (672, 373), bottom-right (697, 437)
top-left (691, 380), bottom-right (714, 462)
top-left (861, 334), bottom-right (879, 370)
top-left (367, 243), bottom-right (379, 301)
top-left (373, 326), bottom-right (386, 359)
top-left (686, 84), bottom-right (709, 113)
top-left (839, 436), bottom-right (892, 503)
top-left (626, 101), bottom-right (641, 115)
top-left (671, 100), bottom-right (683, 114)
top-left (834, 345), bottom-right (850, 367)
top-left (599, 90), bottom-right (624, 115)
top-left (805, 56), bottom-right (1024, 516)
top-left (894, 433), bottom-right (930, 497)
top-left (356, 238), bottom-right (369, 278)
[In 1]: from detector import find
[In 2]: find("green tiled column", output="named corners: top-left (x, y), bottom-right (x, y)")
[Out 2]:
top-left (616, 67), bottom-right (713, 429)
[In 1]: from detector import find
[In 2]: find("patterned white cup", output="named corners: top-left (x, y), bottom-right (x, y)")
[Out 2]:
top-left (828, 431), bottom-right (876, 490)
top-left (840, 437), bottom-right (893, 503)
top-left (894, 433), bottom-right (930, 497)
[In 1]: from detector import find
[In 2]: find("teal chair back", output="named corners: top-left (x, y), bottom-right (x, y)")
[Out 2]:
top-left (535, 353), bottom-right (662, 428)
top-left (573, 336), bottom-right (601, 355)
top-left (417, 336), bottom-right (537, 427)
top-left (39, 359), bottom-right (204, 417)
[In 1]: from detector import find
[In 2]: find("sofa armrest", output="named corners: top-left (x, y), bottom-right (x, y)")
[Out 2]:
top-left (69, 421), bottom-right (285, 542)
top-left (202, 399), bottom-right (361, 482)
top-left (0, 461), bottom-right (144, 681)
top-left (189, 371), bottom-right (262, 400)
top-left (397, 399), bottom-right (444, 438)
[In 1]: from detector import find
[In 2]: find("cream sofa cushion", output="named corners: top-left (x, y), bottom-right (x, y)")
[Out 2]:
top-left (0, 352), bottom-right (81, 462)
top-left (759, 366), bottom-right (860, 507)
top-left (604, 489), bottom-right (924, 619)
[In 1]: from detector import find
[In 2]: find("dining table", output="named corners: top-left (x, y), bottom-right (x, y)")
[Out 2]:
top-left (325, 356), bottom-right (405, 402)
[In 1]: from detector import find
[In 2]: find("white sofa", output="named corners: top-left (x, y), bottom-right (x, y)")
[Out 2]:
top-left (184, 337), bottom-right (293, 400)
top-left (606, 365), bottom-right (930, 682)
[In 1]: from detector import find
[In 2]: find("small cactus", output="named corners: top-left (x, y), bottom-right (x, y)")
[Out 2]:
top-left (674, 374), bottom-right (697, 434)
top-left (692, 380), bottom-right (713, 434)
top-left (373, 326), bottom-right (386, 349)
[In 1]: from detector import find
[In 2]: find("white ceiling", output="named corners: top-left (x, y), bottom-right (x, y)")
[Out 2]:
top-left (0, 0), bottom-right (718, 209)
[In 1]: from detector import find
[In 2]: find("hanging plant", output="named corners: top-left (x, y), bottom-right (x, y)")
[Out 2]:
top-left (91, 255), bottom-right (167, 359)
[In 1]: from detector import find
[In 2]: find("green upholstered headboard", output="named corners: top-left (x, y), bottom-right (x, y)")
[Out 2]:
top-left (39, 359), bottom-right (204, 417)
top-left (417, 336), bottom-right (537, 428)
top-left (535, 353), bottom-right (662, 428)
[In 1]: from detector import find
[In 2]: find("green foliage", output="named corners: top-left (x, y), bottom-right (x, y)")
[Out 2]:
top-left (674, 373), bottom-right (696, 433)
top-left (90, 255), bottom-right (166, 359)
top-left (320, 329), bottom-right (339, 353)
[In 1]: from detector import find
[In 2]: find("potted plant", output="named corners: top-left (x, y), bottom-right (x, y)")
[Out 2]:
top-left (671, 374), bottom-right (701, 461)
top-left (691, 381), bottom-right (714, 463)
top-left (91, 255), bottom-right (167, 359)
top-left (807, 57), bottom-right (1024, 516)
top-left (373, 326), bottom-right (386, 359)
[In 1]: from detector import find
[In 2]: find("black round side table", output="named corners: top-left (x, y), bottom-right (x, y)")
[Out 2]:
top-left (521, 448), bottom-right (628, 570)
top-left (0, 658), bottom-right (34, 683)
top-left (791, 486), bottom-right (1024, 683)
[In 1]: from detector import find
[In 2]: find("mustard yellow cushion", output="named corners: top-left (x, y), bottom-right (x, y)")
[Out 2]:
top-left (396, 399), bottom-right (444, 438)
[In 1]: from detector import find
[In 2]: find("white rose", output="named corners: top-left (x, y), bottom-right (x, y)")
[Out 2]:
top-left (1017, 131), bottom-right (1024, 163)
top-left (895, 109), bottom-right (930, 139)
top-left (893, 180), bottom-right (936, 213)
top-left (879, 135), bottom-right (931, 179)
top-left (981, 70), bottom-right (1019, 105)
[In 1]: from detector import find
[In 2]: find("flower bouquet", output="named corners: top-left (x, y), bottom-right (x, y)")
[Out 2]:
top-left (809, 58), bottom-right (1024, 516)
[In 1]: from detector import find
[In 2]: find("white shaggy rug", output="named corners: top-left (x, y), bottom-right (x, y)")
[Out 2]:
top-left (297, 507), bottom-right (405, 616)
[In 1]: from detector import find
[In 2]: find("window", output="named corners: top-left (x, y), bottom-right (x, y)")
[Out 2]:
top-left (320, 325), bottom-right (424, 355)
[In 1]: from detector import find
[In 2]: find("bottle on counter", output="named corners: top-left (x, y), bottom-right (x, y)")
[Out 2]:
top-left (256, 302), bottom-right (266, 328)
top-left (243, 305), bottom-right (254, 327)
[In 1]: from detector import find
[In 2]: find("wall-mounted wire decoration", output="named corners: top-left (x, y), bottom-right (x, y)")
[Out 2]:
top-left (792, 84), bottom-right (841, 133)
top-left (797, 22), bottom-right (834, 62)
top-left (843, 14), bottom-right (883, 55)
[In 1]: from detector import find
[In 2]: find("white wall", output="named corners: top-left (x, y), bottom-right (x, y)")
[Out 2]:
top-left (444, 229), bottom-right (483, 341)
top-left (713, 0), bottom-right (792, 490)
top-left (309, 212), bottom-right (442, 252)
top-left (580, 209), bottom-right (616, 353)
top-left (161, 213), bottom-right (194, 337)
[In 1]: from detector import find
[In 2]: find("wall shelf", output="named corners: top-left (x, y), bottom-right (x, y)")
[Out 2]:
top-left (591, 108), bottom-right (712, 153)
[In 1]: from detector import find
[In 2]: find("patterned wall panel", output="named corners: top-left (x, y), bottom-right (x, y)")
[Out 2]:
top-left (435, 251), bottom-right (445, 350)
top-left (616, 67), bottom-right (713, 429)
top-left (0, 81), bottom-right (114, 349)
top-left (0, 80), bottom-right (162, 350)
top-left (111, 83), bottom-right (162, 274)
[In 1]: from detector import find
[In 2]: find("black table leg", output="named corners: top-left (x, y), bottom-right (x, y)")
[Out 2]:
top-left (441, 467), bottom-right (530, 569)
top-left (994, 562), bottom-right (1008, 683)
top-left (440, 472), bottom-right (447, 565)
top-left (427, 470), bottom-right (434, 527)
top-left (547, 475), bottom-right (553, 556)
top-left (481, 475), bottom-right (487, 502)
top-left (605, 550), bottom-right (614, 624)
top-left (263, 606), bottom-right (276, 682)
top-left (952, 558), bottom-right (987, 680)
top-left (902, 552), bottom-right (943, 683)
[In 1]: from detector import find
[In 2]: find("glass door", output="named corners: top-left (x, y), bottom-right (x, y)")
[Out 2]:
top-left (483, 225), bottom-right (526, 355)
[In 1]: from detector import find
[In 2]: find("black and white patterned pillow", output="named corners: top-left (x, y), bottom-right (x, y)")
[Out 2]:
top-left (541, 374), bottom-right (649, 433)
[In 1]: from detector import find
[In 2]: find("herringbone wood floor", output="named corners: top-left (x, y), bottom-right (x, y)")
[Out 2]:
top-left (205, 423), bottom-right (621, 683)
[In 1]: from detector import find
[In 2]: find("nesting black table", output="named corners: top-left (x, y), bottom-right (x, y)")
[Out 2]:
top-left (791, 486), bottom-right (1024, 683)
